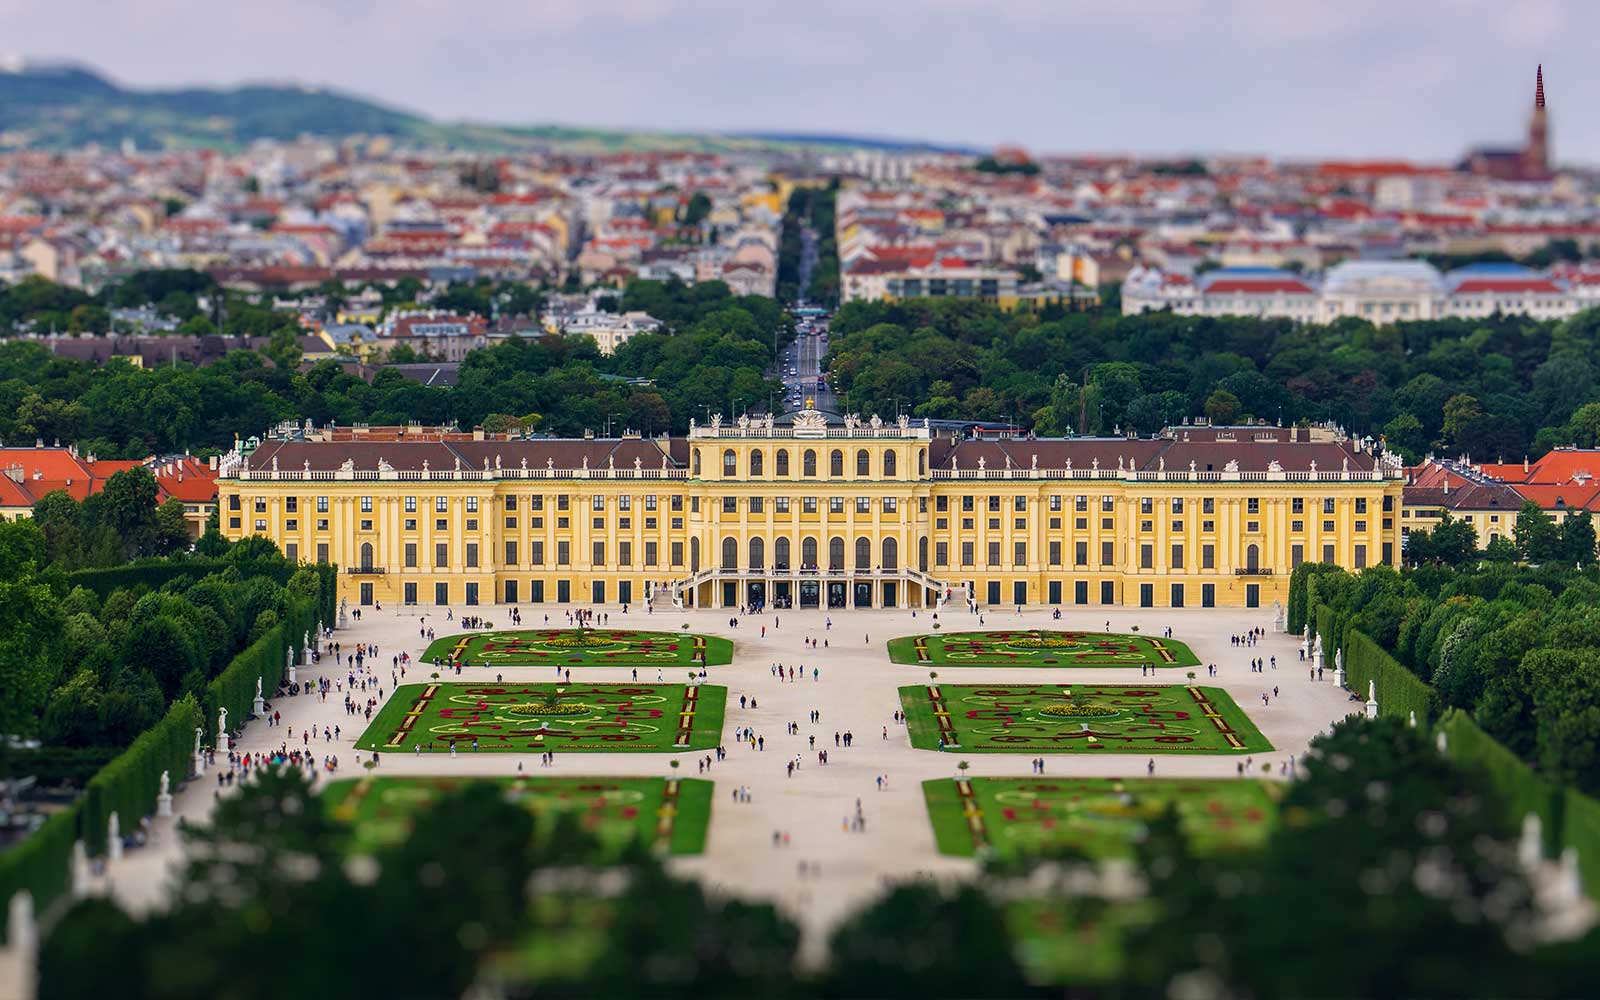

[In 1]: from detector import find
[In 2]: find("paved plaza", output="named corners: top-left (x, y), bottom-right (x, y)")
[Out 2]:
top-left (83, 602), bottom-right (1360, 965)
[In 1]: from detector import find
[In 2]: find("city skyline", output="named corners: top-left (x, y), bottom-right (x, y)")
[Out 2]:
top-left (5, 0), bottom-right (1594, 162)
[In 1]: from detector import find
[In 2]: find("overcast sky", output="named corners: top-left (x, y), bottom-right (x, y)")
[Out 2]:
top-left (5, 0), bottom-right (1595, 163)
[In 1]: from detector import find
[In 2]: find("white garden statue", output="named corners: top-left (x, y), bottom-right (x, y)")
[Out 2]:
top-left (253, 677), bottom-right (266, 717)
top-left (157, 770), bottom-right (173, 818)
top-left (217, 707), bottom-right (230, 753)
top-left (192, 726), bottom-right (205, 777)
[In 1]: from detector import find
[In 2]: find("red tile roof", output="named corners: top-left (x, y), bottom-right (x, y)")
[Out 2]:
top-left (1203, 279), bottom-right (1315, 295)
top-left (1452, 279), bottom-right (1564, 295)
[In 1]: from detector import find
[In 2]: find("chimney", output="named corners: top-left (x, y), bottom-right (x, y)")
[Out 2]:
top-left (1524, 455), bottom-right (1530, 474)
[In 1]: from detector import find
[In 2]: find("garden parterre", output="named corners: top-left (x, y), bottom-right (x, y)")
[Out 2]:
top-left (356, 682), bottom-right (726, 753)
top-left (887, 630), bottom-right (1199, 668)
top-left (923, 777), bottom-right (1281, 859)
top-left (323, 776), bottom-right (713, 855)
top-left (422, 628), bottom-right (733, 668)
top-left (899, 684), bottom-right (1272, 754)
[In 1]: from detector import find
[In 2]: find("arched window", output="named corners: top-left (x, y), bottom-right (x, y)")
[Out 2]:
top-left (360, 542), bottom-right (374, 571)
top-left (690, 537), bottom-right (700, 572)
top-left (856, 449), bottom-right (870, 476)
top-left (918, 536), bottom-right (929, 572)
top-left (1246, 543), bottom-right (1260, 572)
top-left (749, 537), bottom-right (764, 569)
top-left (830, 450), bottom-right (844, 477)
top-left (776, 449), bottom-right (790, 476)
top-left (882, 536), bottom-right (898, 571)
top-left (829, 536), bottom-right (845, 571)
top-left (803, 450), bottom-right (817, 477)
top-left (723, 449), bottom-right (736, 477)
top-left (801, 536), bottom-right (818, 569)
top-left (692, 449), bottom-right (702, 476)
top-left (775, 537), bottom-right (791, 570)
top-left (750, 449), bottom-right (763, 476)
top-left (722, 537), bottom-right (738, 570)
top-left (918, 449), bottom-right (926, 475)
top-left (884, 450), bottom-right (897, 477)
top-left (855, 536), bottom-right (871, 569)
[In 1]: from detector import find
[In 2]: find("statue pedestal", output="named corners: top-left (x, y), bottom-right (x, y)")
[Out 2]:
top-left (157, 792), bottom-right (173, 818)
top-left (193, 751), bottom-right (205, 778)
top-left (218, 732), bottom-right (230, 754)
top-left (1334, 667), bottom-right (1346, 689)
top-left (253, 695), bottom-right (266, 717)
top-left (288, 665), bottom-right (297, 685)
top-left (1364, 696), bottom-right (1378, 719)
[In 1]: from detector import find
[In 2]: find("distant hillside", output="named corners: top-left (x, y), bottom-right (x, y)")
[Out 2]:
top-left (0, 61), bottom-right (963, 154)
top-left (0, 62), bottom-right (427, 149)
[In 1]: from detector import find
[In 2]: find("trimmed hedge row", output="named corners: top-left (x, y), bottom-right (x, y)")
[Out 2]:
top-left (0, 805), bottom-right (78, 939)
top-left (1562, 788), bottom-right (1600, 899)
top-left (80, 696), bottom-right (202, 856)
top-left (1313, 603), bottom-right (1340, 677)
top-left (1342, 629), bottom-right (1440, 726)
top-left (202, 596), bottom-right (317, 745)
top-left (1436, 708), bottom-right (1562, 855)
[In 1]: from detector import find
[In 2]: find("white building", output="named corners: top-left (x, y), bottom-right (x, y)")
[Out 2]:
top-left (1123, 260), bottom-right (1589, 323)
top-left (561, 309), bottom-right (663, 356)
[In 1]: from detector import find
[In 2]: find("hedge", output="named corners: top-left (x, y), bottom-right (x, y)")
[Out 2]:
top-left (1342, 630), bottom-right (1440, 726)
top-left (0, 804), bottom-right (79, 939)
top-left (1313, 604), bottom-right (1340, 678)
top-left (1287, 562), bottom-right (1340, 633)
top-left (1562, 788), bottom-right (1600, 899)
top-left (1437, 708), bottom-right (1561, 857)
top-left (202, 595), bottom-right (317, 746)
top-left (80, 695), bottom-right (202, 856)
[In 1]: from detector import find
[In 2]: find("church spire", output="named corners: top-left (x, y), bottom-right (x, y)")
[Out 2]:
top-left (1536, 64), bottom-right (1545, 108)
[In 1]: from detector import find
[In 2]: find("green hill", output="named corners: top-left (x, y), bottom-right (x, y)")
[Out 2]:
top-left (0, 61), bottom-right (951, 153)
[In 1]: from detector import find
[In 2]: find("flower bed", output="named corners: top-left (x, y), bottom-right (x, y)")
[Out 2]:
top-left (506, 702), bottom-right (591, 717)
top-left (1039, 703), bottom-right (1119, 719)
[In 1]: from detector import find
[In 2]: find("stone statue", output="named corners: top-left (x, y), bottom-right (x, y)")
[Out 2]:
top-left (218, 706), bottom-right (228, 736)
top-left (159, 771), bottom-right (170, 798)
top-left (194, 727), bottom-right (203, 756)
top-left (1334, 647), bottom-right (1343, 673)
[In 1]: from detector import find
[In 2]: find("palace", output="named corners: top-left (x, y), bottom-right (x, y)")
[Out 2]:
top-left (217, 409), bottom-right (1405, 612)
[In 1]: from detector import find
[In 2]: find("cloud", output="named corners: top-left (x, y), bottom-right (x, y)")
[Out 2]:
top-left (6, 0), bottom-right (1597, 161)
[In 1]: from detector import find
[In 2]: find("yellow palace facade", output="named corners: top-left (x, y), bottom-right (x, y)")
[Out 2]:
top-left (218, 411), bottom-right (1405, 612)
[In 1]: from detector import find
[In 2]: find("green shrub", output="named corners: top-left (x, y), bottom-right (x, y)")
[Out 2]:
top-left (1343, 630), bottom-right (1439, 725)
top-left (0, 804), bottom-right (79, 938)
top-left (80, 696), bottom-right (201, 855)
top-left (1438, 708), bottom-right (1560, 855)
top-left (1561, 787), bottom-right (1600, 899)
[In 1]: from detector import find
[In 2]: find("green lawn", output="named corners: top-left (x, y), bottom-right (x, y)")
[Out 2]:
top-left (421, 628), bottom-right (732, 668)
top-left (888, 630), bottom-right (1199, 668)
top-left (356, 682), bottom-right (726, 753)
top-left (900, 683), bottom-right (1271, 754)
top-left (323, 776), bottom-right (712, 855)
top-left (1009, 898), bottom-right (1159, 986)
top-left (923, 777), bottom-right (1281, 859)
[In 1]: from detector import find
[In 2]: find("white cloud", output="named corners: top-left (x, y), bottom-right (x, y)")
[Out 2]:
top-left (6, 0), bottom-right (1599, 161)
